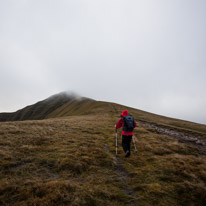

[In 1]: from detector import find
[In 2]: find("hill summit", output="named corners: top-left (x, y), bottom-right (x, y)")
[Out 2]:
top-left (0, 92), bottom-right (95, 122)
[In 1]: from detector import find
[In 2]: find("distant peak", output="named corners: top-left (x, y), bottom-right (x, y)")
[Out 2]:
top-left (47, 91), bottom-right (93, 102)
top-left (47, 91), bottom-right (79, 100)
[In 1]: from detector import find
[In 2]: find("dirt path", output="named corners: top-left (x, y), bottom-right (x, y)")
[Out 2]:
top-left (104, 143), bottom-right (138, 205)
top-left (137, 121), bottom-right (206, 155)
top-left (114, 157), bottom-right (139, 205)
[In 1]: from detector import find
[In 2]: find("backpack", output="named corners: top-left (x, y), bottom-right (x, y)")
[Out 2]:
top-left (123, 116), bottom-right (134, 132)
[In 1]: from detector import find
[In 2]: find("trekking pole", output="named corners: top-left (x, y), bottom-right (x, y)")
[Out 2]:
top-left (132, 136), bottom-right (137, 152)
top-left (115, 132), bottom-right (118, 156)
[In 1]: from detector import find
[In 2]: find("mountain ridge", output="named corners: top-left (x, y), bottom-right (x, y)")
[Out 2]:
top-left (0, 92), bottom-right (94, 122)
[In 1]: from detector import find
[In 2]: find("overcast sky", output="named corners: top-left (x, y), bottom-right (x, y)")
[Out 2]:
top-left (0, 0), bottom-right (206, 124)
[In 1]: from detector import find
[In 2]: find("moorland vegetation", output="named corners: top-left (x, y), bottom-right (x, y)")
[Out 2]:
top-left (0, 92), bottom-right (206, 205)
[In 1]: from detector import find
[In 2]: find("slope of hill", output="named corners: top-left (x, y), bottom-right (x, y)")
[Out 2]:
top-left (1, 92), bottom-right (206, 136)
top-left (0, 92), bottom-right (95, 121)
top-left (0, 92), bottom-right (206, 205)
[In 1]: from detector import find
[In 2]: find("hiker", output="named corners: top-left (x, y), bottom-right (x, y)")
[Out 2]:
top-left (115, 110), bottom-right (136, 157)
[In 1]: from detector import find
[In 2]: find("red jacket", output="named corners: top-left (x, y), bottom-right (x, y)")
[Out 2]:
top-left (116, 110), bottom-right (136, 136)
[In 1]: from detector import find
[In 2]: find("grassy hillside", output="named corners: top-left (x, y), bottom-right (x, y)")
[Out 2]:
top-left (0, 93), bottom-right (206, 205)
top-left (1, 92), bottom-right (206, 137)
top-left (0, 92), bottom-right (94, 122)
top-left (107, 102), bottom-right (206, 138)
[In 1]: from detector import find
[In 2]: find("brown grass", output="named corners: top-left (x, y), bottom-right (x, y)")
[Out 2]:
top-left (0, 104), bottom-right (206, 205)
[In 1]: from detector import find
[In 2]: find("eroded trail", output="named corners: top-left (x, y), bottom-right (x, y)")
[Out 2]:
top-left (114, 157), bottom-right (138, 205)
top-left (104, 143), bottom-right (138, 205)
top-left (138, 121), bottom-right (206, 155)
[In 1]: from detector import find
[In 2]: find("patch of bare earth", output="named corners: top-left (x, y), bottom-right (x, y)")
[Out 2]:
top-left (138, 121), bottom-right (206, 155)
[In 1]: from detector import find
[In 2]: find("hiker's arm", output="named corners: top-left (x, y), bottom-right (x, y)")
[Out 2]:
top-left (115, 119), bottom-right (123, 130)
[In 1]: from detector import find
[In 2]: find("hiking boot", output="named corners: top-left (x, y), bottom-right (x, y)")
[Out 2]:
top-left (125, 150), bottom-right (130, 158)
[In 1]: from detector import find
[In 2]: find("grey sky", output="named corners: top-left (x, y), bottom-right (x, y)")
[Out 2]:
top-left (0, 0), bottom-right (206, 124)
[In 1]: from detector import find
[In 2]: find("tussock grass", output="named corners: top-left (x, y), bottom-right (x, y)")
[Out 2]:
top-left (0, 114), bottom-right (130, 205)
top-left (0, 102), bottom-right (206, 205)
top-left (122, 128), bottom-right (206, 206)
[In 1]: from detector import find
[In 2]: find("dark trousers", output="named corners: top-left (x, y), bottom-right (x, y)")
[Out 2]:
top-left (122, 135), bottom-right (132, 153)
